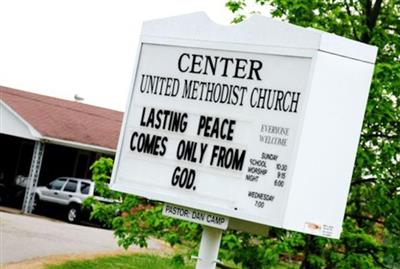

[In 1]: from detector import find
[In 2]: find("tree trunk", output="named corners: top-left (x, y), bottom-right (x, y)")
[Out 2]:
top-left (300, 235), bottom-right (321, 269)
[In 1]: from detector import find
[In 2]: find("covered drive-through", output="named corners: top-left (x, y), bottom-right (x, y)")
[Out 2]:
top-left (0, 86), bottom-right (122, 213)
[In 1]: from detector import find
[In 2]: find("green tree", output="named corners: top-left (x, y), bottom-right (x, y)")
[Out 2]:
top-left (84, 157), bottom-right (201, 252)
top-left (86, 1), bottom-right (399, 268)
top-left (225, 0), bottom-right (400, 268)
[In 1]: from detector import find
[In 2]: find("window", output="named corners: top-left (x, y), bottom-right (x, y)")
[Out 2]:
top-left (80, 182), bottom-right (91, 195)
top-left (48, 179), bottom-right (66, 190)
top-left (64, 180), bottom-right (78, 193)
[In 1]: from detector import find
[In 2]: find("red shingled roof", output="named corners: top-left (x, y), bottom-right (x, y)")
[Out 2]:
top-left (1, 86), bottom-right (123, 150)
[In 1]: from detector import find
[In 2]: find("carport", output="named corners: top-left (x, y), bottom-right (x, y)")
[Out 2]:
top-left (0, 86), bottom-right (122, 213)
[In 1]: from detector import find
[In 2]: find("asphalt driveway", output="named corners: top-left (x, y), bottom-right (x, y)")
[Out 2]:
top-left (0, 211), bottom-right (165, 266)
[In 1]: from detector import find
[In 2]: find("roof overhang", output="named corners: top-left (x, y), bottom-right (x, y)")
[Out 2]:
top-left (42, 136), bottom-right (116, 155)
top-left (0, 100), bottom-right (41, 141)
top-left (1, 100), bottom-right (116, 155)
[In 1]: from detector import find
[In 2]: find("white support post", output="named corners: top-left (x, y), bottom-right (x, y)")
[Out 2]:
top-left (22, 141), bottom-right (45, 214)
top-left (195, 226), bottom-right (223, 269)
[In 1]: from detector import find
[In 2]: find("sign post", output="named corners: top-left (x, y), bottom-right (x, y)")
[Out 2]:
top-left (195, 226), bottom-right (223, 269)
top-left (111, 12), bottom-right (377, 263)
top-left (162, 204), bottom-right (227, 268)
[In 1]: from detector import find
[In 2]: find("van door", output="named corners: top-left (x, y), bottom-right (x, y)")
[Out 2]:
top-left (42, 178), bottom-right (67, 204)
top-left (59, 179), bottom-right (78, 205)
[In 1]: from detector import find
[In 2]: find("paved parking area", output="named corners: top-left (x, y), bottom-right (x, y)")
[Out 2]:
top-left (0, 212), bottom-right (164, 265)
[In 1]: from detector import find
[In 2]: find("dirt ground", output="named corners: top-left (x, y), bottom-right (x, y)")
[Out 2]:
top-left (1, 209), bottom-right (171, 268)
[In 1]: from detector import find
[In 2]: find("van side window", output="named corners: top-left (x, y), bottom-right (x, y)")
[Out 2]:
top-left (80, 182), bottom-right (91, 195)
top-left (64, 180), bottom-right (78, 192)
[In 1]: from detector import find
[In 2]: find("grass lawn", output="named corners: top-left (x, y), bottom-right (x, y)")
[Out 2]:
top-left (44, 253), bottom-right (299, 269)
top-left (45, 254), bottom-right (194, 269)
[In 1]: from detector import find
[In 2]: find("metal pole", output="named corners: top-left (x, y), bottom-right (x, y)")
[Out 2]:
top-left (22, 141), bottom-right (45, 214)
top-left (195, 226), bottom-right (223, 269)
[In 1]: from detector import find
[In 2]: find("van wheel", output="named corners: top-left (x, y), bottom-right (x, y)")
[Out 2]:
top-left (67, 204), bottom-right (80, 224)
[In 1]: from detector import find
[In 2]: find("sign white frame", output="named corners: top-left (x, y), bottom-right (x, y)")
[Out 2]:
top-left (111, 12), bottom-right (377, 239)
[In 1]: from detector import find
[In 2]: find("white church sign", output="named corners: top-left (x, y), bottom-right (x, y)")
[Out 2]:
top-left (111, 12), bottom-right (377, 239)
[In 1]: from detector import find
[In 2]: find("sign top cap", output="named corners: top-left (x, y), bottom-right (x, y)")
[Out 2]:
top-left (142, 12), bottom-right (377, 63)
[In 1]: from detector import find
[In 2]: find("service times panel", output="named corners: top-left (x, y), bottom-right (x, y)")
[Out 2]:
top-left (112, 43), bottom-right (312, 227)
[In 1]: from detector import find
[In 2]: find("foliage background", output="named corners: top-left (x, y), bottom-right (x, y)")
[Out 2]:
top-left (86, 1), bottom-right (399, 268)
